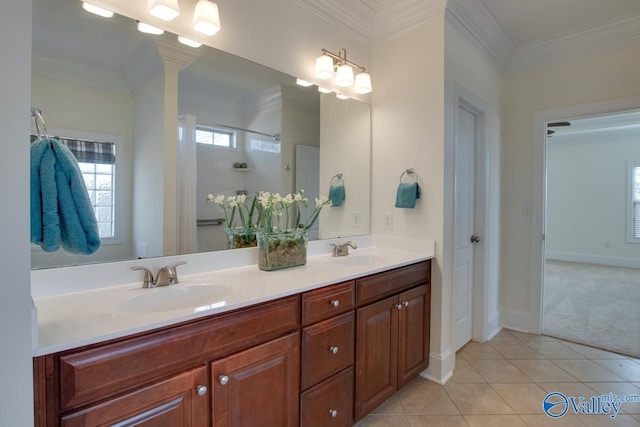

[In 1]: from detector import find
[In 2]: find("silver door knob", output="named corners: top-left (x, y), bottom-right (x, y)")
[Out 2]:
top-left (196, 385), bottom-right (207, 396)
top-left (218, 375), bottom-right (229, 385)
top-left (329, 346), bottom-right (339, 354)
top-left (396, 303), bottom-right (403, 310)
top-left (403, 301), bottom-right (409, 307)
top-left (330, 299), bottom-right (340, 308)
top-left (329, 409), bottom-right (338, 418)
top-left (470, 235), bottom-right (480, 243)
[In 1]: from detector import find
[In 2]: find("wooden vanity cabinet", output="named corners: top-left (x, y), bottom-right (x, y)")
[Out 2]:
top-left (355, 262), bottom-right (431, 421)
top-left (299, 281), bottom-right (356, 427)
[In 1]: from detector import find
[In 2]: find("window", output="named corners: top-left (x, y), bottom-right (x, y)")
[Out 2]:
top-left (250, 138), bottom-right (281, 153)
top-left (631, 163), bottom-right (640, 241)
top-left (80, 162), bottom-right (115, 238)
top-left (195, 125), bottom-right (236, 149)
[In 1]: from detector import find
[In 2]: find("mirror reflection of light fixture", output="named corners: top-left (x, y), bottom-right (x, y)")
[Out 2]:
top-left (178, 36), bottom-right (202, 48)
top-left (148, 0), bottom-right (180, 21)
top-left (336, 93), bottom-right (349, 100)
top-left (82, 2), bottom-right (114, 18)
top-left (193, 0), bottom-right (221, 36)
top-left (296, 78), bottom-right (313, 87)
top-left (315, 48), bottom-right (372, 93)
top-left (137, 21), bottom-right (165, 35)
top-left (318, 87), bottom-right (332, 94)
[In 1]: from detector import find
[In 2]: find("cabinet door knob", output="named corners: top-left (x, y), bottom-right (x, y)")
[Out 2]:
top-left (218, 375), bottom-right (229, 385)
top-left (196, 385), bottom-right (208, 396)
top-left (403, 301), bottom-right (410, 307)
top-left (395, 303), bottom-right (403, 310)
top-left (329, 346), bottom-right (339, 354)
top-left (330, 299), bottom-right (340, 308)
top-left (329, 409), bottom-right (338, 418)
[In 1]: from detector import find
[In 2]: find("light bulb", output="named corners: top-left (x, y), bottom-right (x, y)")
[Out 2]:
top-left (148, 0), bottom-right (180, 21)
top-left (335, 64), bottom-right (354, 87)
top-left (137, 21), bottom-right (164, 35)
top-left (315, 55), bottom-right (334, 80)
top-left (354, 72), bottom-right (372, 94)
top-left (178, 36), bottom-right (202, 48)
top-left (193, 0), bottom-right (221, 36)
top-left (82, 2), bottom-right (114, 18)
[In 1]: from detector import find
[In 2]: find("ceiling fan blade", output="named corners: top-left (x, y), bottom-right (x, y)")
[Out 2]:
top-left (548, 121), bottom-right (571, 127)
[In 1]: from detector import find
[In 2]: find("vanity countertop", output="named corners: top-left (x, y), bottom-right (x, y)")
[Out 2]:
top-left (32, 241), bottom-right (434, 356)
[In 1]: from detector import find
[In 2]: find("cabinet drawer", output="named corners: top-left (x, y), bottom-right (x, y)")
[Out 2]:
top-left (301, 311), bottom-right (355, 390)
top-left (301, 281), bottom-right (355, 326)
top-left (58, 295), bottom-right (299, 411)
top-left (357, 261), bottom-right (430, 305)
top-left (301, 367), bottom-right (354, 427)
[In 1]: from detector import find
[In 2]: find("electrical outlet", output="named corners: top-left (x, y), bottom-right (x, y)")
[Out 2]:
top-left (384, 213), bottom-right (393, 231)
top-left (352, 211), bottom-right (360, 228)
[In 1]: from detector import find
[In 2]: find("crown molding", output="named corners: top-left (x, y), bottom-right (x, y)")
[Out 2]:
top-left (294, 0), bottom-right (374, 43)
top-left (507, 15), bottom-right (640, 72)
top-left (31, 55), bottom-right (130, 94)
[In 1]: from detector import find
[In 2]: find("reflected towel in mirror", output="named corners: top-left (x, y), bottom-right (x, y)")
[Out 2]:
top-left (329, 185), bottom-right (345, 207)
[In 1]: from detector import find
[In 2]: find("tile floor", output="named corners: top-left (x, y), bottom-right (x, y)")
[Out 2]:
top-left (354, 329), bottom-right (640, 426)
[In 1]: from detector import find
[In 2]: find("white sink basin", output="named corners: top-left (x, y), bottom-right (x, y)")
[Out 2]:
top-left (118, 283), bottom-right (229, 313)
top-left (334, 255), bottom-right (386, 266)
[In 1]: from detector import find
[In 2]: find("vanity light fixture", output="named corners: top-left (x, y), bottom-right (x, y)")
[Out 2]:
top-left (315, 48), bottom-right (372, 94)
top-left (318, 87), bottom-right (332, 94)
top-left (137, 21), bottom-right (165, 35)
top-left (82, 2), bottom-right (114, 18)
top-left (193, 0), bottom-right (221, 36)
top-left (336, 93), bottom-right (349, 100)
top-left (296, 78), bottom-right (313, 87)
top-left (178, 36), bottom-right (202, 48)
top-left (148, 0), bottom-right (180, 21)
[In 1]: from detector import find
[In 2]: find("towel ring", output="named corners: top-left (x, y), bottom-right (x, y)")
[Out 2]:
top-left (330, 173), bottom-right (343, 186)
top-left (31, 108), bottom-right (50, 142)
top-left (399, 168), bottom-right (420, 183)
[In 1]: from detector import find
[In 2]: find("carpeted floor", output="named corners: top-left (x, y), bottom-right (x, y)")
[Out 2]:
top-left (543, 260), bottom-right (640, 358)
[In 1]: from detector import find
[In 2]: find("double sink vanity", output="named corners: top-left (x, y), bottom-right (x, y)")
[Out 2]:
top-left (32, 239), bottom-right (434, 426)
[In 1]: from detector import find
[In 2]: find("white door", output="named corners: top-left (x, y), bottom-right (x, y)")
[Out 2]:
top-left (295, 145), bottom-right (320, 239)
top-left (453, 105), bottom-right (477, 352)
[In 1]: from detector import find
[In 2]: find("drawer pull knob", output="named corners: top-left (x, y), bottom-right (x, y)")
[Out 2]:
top-left (330, 299), bottom-right (340, 308)
top-left (396, 303), bottom-right (403, 310)
top-left (329, 409), bottom-right (338, 418)
top-left (403, 301), bottom-right (410, 307)
top-left (218, 375), bottom-right (229, 385)
top-left (329, 346), bottom-right (339, 354)
top-left (196, 385), bottom-right (208, 396)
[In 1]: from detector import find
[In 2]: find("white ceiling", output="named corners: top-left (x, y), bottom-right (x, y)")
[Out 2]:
top-left (299, 0), bottom-right (640, 71)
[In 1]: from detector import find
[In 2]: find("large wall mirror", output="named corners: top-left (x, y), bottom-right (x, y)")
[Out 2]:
top-left (31, 0), bottom-right (371, 269)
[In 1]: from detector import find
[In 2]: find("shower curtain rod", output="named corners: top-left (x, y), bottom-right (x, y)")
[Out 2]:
top-left (197, 121), bottom-right (280, 142)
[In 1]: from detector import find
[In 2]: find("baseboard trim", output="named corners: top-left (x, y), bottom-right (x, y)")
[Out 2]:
top-left (421, 349), bottom-right (454, 384)
top-left (500, 308), bottom-right (532, 333)
top-left (546, 251), bottom-right (640, 269)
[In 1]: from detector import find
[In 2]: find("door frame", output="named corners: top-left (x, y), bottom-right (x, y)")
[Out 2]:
top-left (530, 96), bottom-right (640, 333)
top-left (450, 83), bottom-right (494, 344)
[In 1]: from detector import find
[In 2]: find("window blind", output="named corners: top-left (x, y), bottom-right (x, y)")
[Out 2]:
top-left (30, 135), bottom-right (115, 165)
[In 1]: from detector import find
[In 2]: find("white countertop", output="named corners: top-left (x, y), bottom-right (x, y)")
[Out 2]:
top-left (32, 237), bottom-right (435, 356)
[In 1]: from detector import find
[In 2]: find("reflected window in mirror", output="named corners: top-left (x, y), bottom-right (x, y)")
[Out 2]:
top-left (196, 125), bottom-right (236, 149)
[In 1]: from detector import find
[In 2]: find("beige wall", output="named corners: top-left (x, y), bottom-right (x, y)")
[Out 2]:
top-left (502, 44), bottom-right (640, 322)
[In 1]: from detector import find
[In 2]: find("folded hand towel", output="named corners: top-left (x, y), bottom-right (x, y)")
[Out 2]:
top-left (329, 185), bottom-right (345, 207)
top-left (30, 138), bottom-right (101, 255)
top-left (395, 182), bottom-right (420, 208)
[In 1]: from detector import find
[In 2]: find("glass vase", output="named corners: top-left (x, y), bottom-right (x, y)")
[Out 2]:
top-left (226, 227), bottom-right (257, 249)
top-left (256, 229), bottom-right (308, 271)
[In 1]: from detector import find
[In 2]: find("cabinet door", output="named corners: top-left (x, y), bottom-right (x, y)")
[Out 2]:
top-left (355, 295), bottom-right (398, 421)
top-left (61, 366), bottom-right (209, 427)
top-left (211, 332), bottom-right (299, 427)
top-left (398, 284), bottom-right (430, 388)
top-left (300, 367), bottom-right (354, 427)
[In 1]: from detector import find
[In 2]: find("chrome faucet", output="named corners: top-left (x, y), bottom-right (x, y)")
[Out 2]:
top-left (131, 261), bottom-right (187, 288)
top-left (330, 241), bottom-right (358, 257)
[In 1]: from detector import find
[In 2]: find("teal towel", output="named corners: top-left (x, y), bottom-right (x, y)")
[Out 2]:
top-left (30, 138), bottom-right (101, 255)
top-left (329, 185), bottom-right (345, 207)
top-left (395, 182), bottom-right (420, 208)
